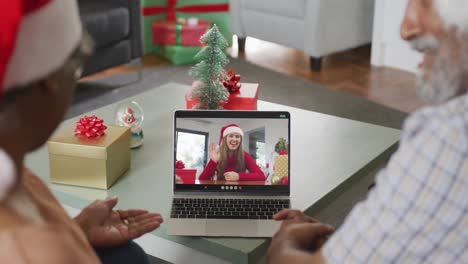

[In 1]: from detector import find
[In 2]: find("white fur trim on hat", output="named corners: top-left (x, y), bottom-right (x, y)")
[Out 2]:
top-left (434, 0), bottom-right (468, 32)
top-left (2, 0), bottom-right (82, 90)
top-left (223, 126), bottom-right (243, 137)
top-left (0, 149), bottom-right (16, 201)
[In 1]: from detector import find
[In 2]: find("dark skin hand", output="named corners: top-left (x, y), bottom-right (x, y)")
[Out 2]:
top-left (74, 196), bottom-right (163, 248)
top-left (267, 209), bottom-right (335, 264)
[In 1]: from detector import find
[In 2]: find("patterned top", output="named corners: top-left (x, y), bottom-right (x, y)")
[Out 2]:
top-left (323, 94), bottom-right (468, 263)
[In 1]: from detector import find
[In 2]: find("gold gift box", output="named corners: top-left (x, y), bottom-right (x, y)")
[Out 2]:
top-left (274, 155), bottom-right (289, 178)
top-left (47, 125), bottom-right (131, 189)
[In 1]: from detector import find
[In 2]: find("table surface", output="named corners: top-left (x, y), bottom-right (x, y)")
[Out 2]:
top-left (25, 83), bottom-right (401, 264)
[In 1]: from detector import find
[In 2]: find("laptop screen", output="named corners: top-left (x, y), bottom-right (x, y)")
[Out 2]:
top-left (174, 110), bottom-right (290, 194)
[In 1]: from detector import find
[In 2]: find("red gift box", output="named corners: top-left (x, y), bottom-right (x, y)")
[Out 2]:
top-left (152, 19), bottom-right (210, 47)
top-left (175, 168), bottom-right (197, 184)
top-left (185, 82), bottom-right (259, 110)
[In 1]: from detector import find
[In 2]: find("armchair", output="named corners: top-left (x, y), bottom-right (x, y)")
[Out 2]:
top-left (229, 0), bottom-right (375, 71)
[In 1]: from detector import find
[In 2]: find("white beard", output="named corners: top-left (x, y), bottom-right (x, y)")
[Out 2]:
top-left (416, 53), bottom-right (465, 104)
top-left (412, 35), bottom-right (467, 105)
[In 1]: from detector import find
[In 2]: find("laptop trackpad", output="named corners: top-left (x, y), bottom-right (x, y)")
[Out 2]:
top-left (205, 220), bottom-right (258, 236)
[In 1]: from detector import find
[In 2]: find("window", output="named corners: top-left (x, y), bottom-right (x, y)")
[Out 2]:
top-left (255, 141), bottom-right (266, 166)
top-left (247, 127), bottom-right (266, 166)
top-left (175, 129), bottom-right (208, 177)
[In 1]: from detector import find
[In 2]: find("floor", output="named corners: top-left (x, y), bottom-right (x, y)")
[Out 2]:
top-left (85, 36), bottom-right (425, 113)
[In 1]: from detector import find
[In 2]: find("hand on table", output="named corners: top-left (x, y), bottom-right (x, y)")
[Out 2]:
top-left (75, 196), bottom-right (163, 248)
top-left (224, 171), bottom-right (240, 181)
top-left (209, 142), bottom-right (220, 163)
top-left (267, 209), bottom-right (334, 264)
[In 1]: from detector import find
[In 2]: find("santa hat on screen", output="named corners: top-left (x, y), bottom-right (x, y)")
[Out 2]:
top-left (435, 0), bottom-right (468, 31)
top-left (219, 124), bottom-right (244, 144)
top-left (0, 0), bottom-right (82, 201)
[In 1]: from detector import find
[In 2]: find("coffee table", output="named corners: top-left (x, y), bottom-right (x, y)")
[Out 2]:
top-left (25, 83), bottom-right (401, 263)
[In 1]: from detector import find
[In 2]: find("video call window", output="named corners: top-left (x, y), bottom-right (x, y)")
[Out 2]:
top-left (175, 118), bottom-right (289, 186)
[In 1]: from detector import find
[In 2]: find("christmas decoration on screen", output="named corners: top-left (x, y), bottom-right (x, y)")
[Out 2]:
top-left (175, 160), bottom-right (185, 169)
top-left (275, 138), bottom-right (289, 153)
top-left (272, 138), bottom-right (289, 185)
top-left (223, 69), bottom-right (241, 93)
top-left (190, 24), bottom-right (229, 109)
top-left (75, 115), bottom-right (107, 138)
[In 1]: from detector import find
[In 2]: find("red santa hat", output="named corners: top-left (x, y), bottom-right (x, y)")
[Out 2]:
top-left (434, 0), bottom-right (468, 32)
top-left (0, 0), bottom-right (82, 97)
top-left (219, 124), bottom-right (244, 144)
top-left (0, 0), bottom-right (82, 201)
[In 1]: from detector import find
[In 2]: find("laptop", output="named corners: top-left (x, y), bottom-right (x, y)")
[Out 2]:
top-left (167, 110), bottom-right (291, 237)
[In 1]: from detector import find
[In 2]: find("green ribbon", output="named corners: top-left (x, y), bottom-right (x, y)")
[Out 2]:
top-left (175, 24), bottom-right (182, 46)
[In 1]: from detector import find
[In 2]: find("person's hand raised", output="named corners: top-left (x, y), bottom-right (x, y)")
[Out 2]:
top-left (75, 197), bottom-right (163, 248)
top-left (209, 142), bottom-right (220, 163)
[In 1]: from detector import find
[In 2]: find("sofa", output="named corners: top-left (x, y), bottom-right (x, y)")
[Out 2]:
top-left (229, 0), bottom-right (375, 71)
top-left (78, 0), bottom-right (142, 77)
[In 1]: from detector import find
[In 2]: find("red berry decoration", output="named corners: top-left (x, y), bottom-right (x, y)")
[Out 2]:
top-left (281, 176), bottom-right (289, 185)
top-left (175, 160), bottom-right (185, 169)
top-left (223, 69), bottom-right (241, 93)
top-left (75, 115), bottom-right (107, 138)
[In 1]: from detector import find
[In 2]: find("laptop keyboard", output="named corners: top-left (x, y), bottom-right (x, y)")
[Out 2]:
top-left (170, 198), bottom-right (290, 219)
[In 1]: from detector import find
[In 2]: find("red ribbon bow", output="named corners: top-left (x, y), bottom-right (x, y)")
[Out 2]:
top-left (175, 160), bottom-right (185, 169)
top-left (223, 69), bottom-right (241, 93)
top-left (279, 150), bottom-right (288, 155)
top-left (75, 115), bottom-right (107, 138)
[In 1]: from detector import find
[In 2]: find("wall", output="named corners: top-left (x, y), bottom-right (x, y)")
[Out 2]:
top-left (371, 0), bottom-right (421, 73)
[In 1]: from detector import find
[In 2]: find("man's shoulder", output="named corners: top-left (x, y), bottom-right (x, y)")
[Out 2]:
top-left (403, 94), bottom-right (468, 143)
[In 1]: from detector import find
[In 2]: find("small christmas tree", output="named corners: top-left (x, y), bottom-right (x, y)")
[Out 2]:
top-left (275, 138), bottom-right (288, 153)
top-left (190, 24), bottom-right (229, 109)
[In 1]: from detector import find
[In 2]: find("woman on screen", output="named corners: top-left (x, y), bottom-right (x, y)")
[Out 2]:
top-left (199, 124), bottom-right (265, 181)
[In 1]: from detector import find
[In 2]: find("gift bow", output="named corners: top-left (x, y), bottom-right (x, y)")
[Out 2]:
top-left (279, 150), bottom-right (288, 155)
top-left (75, 115), bottom-right (107, 138)
top-left (142, 0), bottom-right (229, 21)
top-left (175, 160), bottom-right (185, 169)
top-left (223, 69), bottom-right (241, 93)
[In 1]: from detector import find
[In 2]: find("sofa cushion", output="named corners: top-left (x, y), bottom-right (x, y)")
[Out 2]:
top-left (79, 1), bottom-right (130, 49)
top-left (241, 0), bottom-right (305, 19)
top-left (82, 40), bottom-right (131, 76)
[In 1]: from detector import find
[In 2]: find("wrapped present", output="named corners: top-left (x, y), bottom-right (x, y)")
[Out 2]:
top-left (274, 155), bottom-right (289, 178)
top-left (152, 19), bottom-right (210, 46)
top-left (175, 169), bottom-right (197, 184)
top-left (142, 0), bottom-right (231, 55)
top-left (163, 45), bottom-right (202, 64)
top-left (48, 123), bottom-right (131, 189)
top-left (186, 82), bottom-right (259, 110)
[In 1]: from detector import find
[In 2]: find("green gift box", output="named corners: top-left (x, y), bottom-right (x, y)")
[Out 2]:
top-left (162, 45), bottom-right (202, 65)
top-left (142, 0), bottom-right (231, 58)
